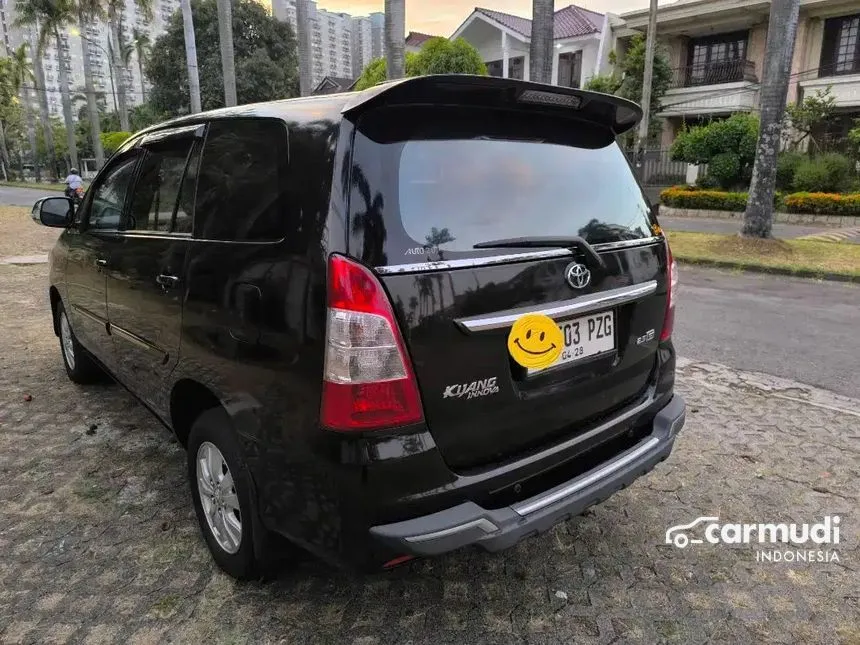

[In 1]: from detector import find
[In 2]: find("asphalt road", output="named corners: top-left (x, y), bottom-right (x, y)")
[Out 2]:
top-left (0, 184), bottom-right (59, 207)
top-left (674, 265), bottom-right (859, 398)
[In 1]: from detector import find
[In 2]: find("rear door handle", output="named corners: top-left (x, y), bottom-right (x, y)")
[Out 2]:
top-left (156, 274), bottom-right (180, 289)
top-left (95, 258), bottom-right (108, 267)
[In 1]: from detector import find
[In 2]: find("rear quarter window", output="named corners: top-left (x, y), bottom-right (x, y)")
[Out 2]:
top-left (348, 107), bottom-right (655, 268)
top-left (194, 119), bottom-right (289, 242)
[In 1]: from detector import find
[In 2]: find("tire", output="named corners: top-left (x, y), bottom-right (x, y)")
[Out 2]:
top-left (56, 301), bottom-right (104, 384)
top-left (187, 407), bottom-right (279, 580)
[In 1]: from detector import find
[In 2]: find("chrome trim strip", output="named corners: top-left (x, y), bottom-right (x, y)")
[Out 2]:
top-left (70, 304), bottom-right (107, 325)
top-left (405, 518), bottom-right (499, 543)
top-left (109, 324), bottom-right (164, 357)
top-left (375, 248), bottom-right (573, 275)
top-left (374, 237), bottom-right (664, 275)
top-left (456, 280), bottom-right (657, 332)
top-left (512, 436), bottom-right (661, 516)
top-left (592, 236), bottom-right (663, 251)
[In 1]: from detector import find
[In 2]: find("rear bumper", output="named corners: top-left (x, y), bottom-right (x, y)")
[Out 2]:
top-left (370, 394), bottom-right (686, 556)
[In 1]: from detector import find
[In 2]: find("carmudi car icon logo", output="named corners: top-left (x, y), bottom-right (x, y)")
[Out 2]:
top-left (665, 516), bottom-right (842, 564)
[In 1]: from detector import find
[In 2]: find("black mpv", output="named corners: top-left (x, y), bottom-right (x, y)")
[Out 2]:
top-left (33, 75), bottom-right (685, 579)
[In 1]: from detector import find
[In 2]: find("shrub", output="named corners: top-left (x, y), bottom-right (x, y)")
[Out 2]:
top-left (660, 187), bottom-right (748, 211)
top-left (100, 131), bottom-right (132, 155)
top-left (670, 114), bottom-right (759, 189)
top-left (776, 152), bottom-right (805, 191)
top-left (782, 192), bottom-right (860, 215)
top-left (793, 153), bottom-right (853, 192)
top-left (707, 152), bottom-right (742, 189)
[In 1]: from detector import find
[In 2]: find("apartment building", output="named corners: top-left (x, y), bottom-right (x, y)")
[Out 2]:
top-left (452, 5), bottom-right (611, 89)
top-left (615, 0), bottom-right (860, 148)
top-left (0, 0), bottom-right (178, 120)
top-left (272, 0), bottom-right (384, 87)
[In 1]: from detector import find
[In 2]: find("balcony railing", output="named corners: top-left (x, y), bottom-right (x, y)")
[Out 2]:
top-left (669, 59), bottom-right (757, 89)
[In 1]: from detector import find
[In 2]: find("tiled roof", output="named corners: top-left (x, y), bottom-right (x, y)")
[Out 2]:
top-left (474, 4), bottom-right (602, 40)
top-left (406, 31), bottom-right (436, 47)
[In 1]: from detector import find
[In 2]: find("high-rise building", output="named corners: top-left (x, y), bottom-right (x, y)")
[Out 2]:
top-left (273, 0), bottom-right (384, 88)
top-left (0, 0), bottom-right (179, 120)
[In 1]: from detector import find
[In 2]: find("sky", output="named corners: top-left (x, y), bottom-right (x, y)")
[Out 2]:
top-left (317, 1), bottom-right (650, 36)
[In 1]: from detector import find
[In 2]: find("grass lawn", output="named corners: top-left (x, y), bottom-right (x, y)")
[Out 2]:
top-left (668, 231), bottom-right (860, 280)
top-left (0, 181), bottom-right (67, 192)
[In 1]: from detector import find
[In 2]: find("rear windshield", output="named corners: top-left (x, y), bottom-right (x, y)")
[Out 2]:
top-left (348, 107), bottom-right (655, 268)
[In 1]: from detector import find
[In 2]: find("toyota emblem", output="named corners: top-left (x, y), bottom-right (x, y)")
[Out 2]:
top-left (565, 262), bottom-right (591, 290)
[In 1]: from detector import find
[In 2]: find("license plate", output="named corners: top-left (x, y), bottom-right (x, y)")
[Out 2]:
top-left (528, 311), bottom-right (615, 373)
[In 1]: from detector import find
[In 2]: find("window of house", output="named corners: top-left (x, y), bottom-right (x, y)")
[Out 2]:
top-left (558, 51), bottom-right (582, 88)
top-left (686, 31), bottom-right (748, 85)
top-left (194, 119), bottom-right (289, 241)
top-left (821, 14), bottom-right (860, 76)
top-left (486, 56), bottom-right (524, 79)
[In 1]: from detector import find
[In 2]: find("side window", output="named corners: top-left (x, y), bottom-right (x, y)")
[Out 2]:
top-left (174, 143), bottom-right (201, 234)
top-left (127, 137), bottom-right (196, 232)
top-left (86, 153), bottom-right (140, 231)
top-left (194, 119), bottom-right (288, 241)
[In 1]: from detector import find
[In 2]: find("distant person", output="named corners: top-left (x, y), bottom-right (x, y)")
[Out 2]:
top-left (64, 169), bottom-right (83, 199)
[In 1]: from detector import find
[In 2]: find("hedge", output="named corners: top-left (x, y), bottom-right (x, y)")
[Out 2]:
top-left (661, 186), bottom-right (860, 216)
top-left (782, 192), bottom-right (860, 215)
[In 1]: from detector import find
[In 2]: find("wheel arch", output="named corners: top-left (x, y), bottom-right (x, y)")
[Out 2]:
top-left (49, 286), bottom-right (62, 336)
top-left (169, 378), bottom-right (224, 447)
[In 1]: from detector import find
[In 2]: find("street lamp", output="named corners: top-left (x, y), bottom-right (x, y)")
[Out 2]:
top-left (69, 28), bottom-right (118, 114)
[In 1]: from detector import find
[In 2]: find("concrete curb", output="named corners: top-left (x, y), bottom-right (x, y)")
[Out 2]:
top-left (675, 256), bottom-right (860, 284)
top-left (661, 205), bottom-right (859, 228)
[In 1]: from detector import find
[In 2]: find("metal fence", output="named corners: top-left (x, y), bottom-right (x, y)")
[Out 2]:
top-left (624, 149), bottom-right (689, 186)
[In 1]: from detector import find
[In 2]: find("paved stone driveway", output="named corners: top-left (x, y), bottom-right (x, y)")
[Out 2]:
top-left (1, 263), bottom-right (858, 645)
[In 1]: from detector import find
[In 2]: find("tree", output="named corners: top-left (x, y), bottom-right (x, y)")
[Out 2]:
top-left (28, 24), bottom-right (58, 180)
top-left (10, 44), bottom-right (40, 180)
top-left (147, 0), bottom-right (298, 115)
top-left (783, 87), bottom-right (836, 153)
top-left (106, 0), bottom-right (151, 130)
top-left (75, 0), bottom-right (106, 169)
top-left (216, 0), bottom-right (236, 106)
top-left (616, 34), bottom-right (671, 143)
top-left (0, 58), bottom-right (19, 179)
top-left (129, 28), bottom-right (151, 104)
top-left (353, 38), bottom-right (486, 91)
top-left (412, 38), bottom-right (487, 75)
top-left (295, 0), bottom-right (312, 96)
top-left (179, 0), bottom-right (202, 112)
top-left (670, 114), bottom-right (759, 189)
top-left (743, 0), bottom-right (801, 239)
top-left (529, 0), bottom-right (554, 84)
top-left (384, 0), bottom-right (405, 80)
top-left (15, 0), bottom-right (79, 171)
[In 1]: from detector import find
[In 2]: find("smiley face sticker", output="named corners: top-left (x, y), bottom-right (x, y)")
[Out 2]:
top-left (507, 313), bottom-right (564, 370)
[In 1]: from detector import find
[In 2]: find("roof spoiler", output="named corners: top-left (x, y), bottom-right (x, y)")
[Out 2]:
top-left (342, 74), bottom-right (642, 135)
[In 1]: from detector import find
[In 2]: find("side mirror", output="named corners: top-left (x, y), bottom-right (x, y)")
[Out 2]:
top-left (32, 197), bottom-right (74, 228)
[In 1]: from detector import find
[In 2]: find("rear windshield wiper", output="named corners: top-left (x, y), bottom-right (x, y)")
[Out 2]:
top-left (473, 236), bottom-right (605, 269)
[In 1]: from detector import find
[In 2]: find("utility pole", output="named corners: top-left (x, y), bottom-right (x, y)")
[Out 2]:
top-left (742, 0), bottom-right (801, 238)
top-left (635, 0), bottom-right (658, 168)
top-left (296, 0), bottom-right (314, 95)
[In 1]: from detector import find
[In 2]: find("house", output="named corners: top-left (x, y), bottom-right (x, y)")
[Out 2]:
top-left (406, 31), bottom-right (436, 53)
top-left (311, 76), bottom-right (356, 95)
top-left (451, 5), bottom-right (612, 89)
top-left (614, 0), bottom-right (860, 148)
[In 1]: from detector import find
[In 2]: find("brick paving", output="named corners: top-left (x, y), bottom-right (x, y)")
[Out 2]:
top-left (0, 263), bottom-right (858, 645)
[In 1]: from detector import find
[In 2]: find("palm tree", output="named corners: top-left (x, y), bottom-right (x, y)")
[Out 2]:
top-left (742, 0), bottom-right (801, 238)
top-left (215, 0), bottom-right (236, 106)
top-left (0, 59), bottom-right (17, 180)
top-left (15, 0), bottom-right (79, 172)
top-left (75, 0), bottom-right (106, 169)
top-left (129, 27), bottom-right (150, 104)
top-left (295, 0), bottom-right (312, 96)
top-left (105, 0), bottom-right (151, 129)
top-left (27, 24), bottom-right (58, 180)
top-left (10, 44), bottom-right (40, 181)
top-left (529, 0), bottom-right (554, 83)
top-left (179, 0), bottom-right (201, 112)
top-left (384, 0), bottom-right (405, 80)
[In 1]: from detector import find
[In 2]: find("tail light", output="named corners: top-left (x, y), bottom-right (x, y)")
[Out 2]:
top-left (660, 240), bottom-right (678, 341)
top-left (320, 255), bottom-right (424, 431)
